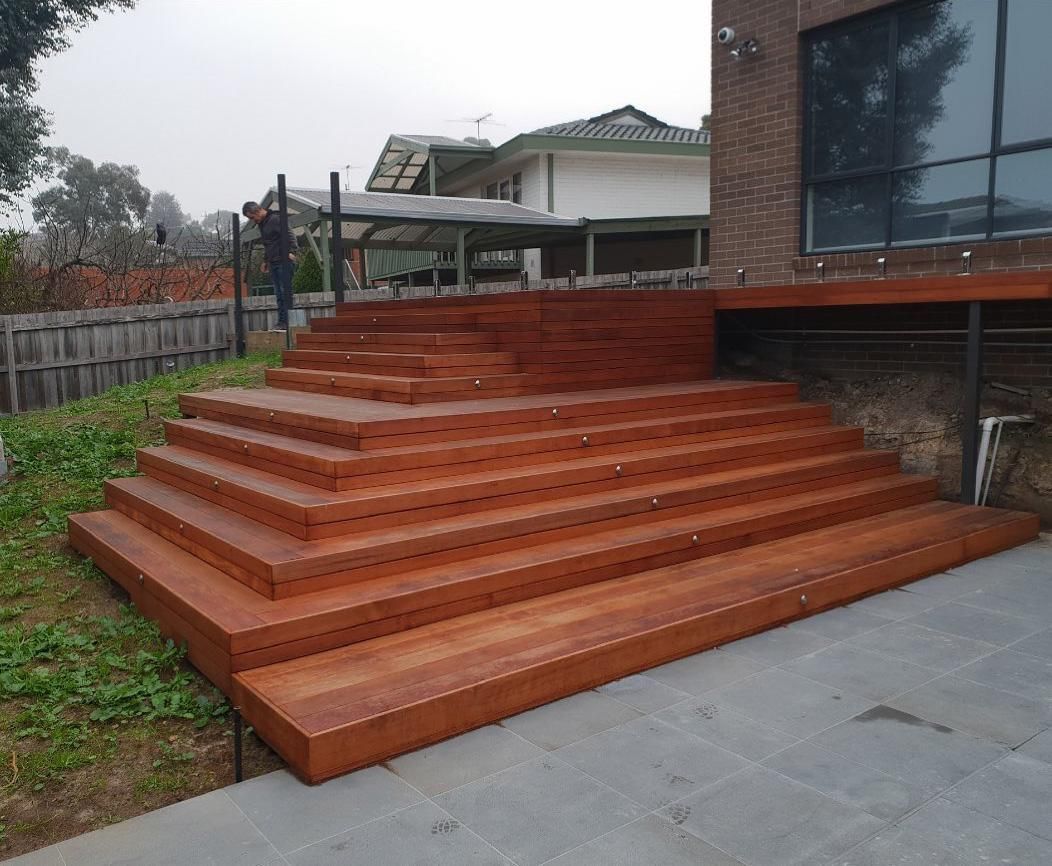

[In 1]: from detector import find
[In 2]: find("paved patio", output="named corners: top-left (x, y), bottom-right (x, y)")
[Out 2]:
top-left (8, 535), bottom-right (1052, 866)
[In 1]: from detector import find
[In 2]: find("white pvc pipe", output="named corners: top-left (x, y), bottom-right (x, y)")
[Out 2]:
top-left (975, 415), bottom-right (1033, 505)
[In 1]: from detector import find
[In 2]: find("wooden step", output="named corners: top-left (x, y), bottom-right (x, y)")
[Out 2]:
top-left (164, 401), bottom-right (832, 490)
top-left (230, 503), bottom-right (1038, 782)
top-left (69, 481), bottom-right (955, 686)
top-left (105, 469), bottom-right (934, 598)
top-left (138, 427), bottom-right (880, 538)
top-left (296, 332), bottom-right (500, 353)
top-left (179, 380), bottom-right (801, 450)
top-left (281, 349), bottom-right (521, 378)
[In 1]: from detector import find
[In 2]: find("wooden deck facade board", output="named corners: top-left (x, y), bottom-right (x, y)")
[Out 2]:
top-left (66, 288), bottom-right (1041, 784)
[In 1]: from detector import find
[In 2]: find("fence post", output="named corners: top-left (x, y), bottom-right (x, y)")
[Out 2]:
top-left (3, 317), bottom-right (18, 415)
top-left (231, 213), bottom-right (245, 358)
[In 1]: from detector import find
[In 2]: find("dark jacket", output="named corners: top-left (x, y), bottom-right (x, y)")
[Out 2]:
top-left (259, 210), bottom-right (296, 266)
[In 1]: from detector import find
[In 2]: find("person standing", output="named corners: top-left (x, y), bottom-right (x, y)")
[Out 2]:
top-left (242, 201), bottom-right (297, 329)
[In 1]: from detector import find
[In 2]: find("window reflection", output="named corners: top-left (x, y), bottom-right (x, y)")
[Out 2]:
top-left (808, 176), bottom-right (888, 252)
top-left (809, 19), bottom-right (890, 176)
top-left (892, 159), bottom-right (989, 244)
top-left (994, 149), bottom-right (1052, 236)
top-left (1001, 1), bottom-right (1052, 145)
top-left (894, 0), bottom-right (996, 166)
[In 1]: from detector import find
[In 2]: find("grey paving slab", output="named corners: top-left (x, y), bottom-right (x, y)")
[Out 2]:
top-left (944, 753), bottom-right (1052, 842)
top-left (1012, 627), bottom-right (1052, 661)
top-left (1018, 728), bottom-right (1052, 765)
top-left (956, 649), bottom-right (1052, 702)
top-left (781, 643), bottom-right (937, 702)
top-left (284, 800), bottom-right (509, 866)
top-left (654, 698), bottom-right (799, 761)
top-left (953, 587), bottom-right (1052, 621)
top-left (763, 740), bottom-right (934, 822)
top-left (434, 755), bottom-right (645, 866)
top-left (836, 796), bottom-right (1052, 865)
top-left (810, 705), bottom-right (1006, 793)
top-left (595, 674), bottom-right (690, 712)
top-left (501, 690), bottom-right (641, 751)
top-left (554, 715), bottom-right (748, 809)
top-left (661, 766), bottom-right (885, 866)
top-left (385, 724), bottom-right (543, 796)
top-left (721, 626), bottom-right (835, 665)
top-left (704, 668), bottom-right (875, 738)
top-left (225, 766), bottom-right (421, 854)
top-left (851, 620), bottom-right (999, 672)
top-left (1, 847), bottom-right (65, 866)
top-left (980, 570), bottom-right (1052, 608)
top-left (848, 588), bottom-right (939, 620)
top-left (786, 605), bottom-right (891, 640)
top-left (887, 674), bottom-right (1051, 746)
top-left (900, 571), bottom-right (984, 600)
top-left (56, 789), bottom-right (280, 866)
top-left (906, 602), bottom-right (1044, 646)
top-left (544, 814), bottom-right (745, 866)
top-left (645, 649), bottom-right (767, 695)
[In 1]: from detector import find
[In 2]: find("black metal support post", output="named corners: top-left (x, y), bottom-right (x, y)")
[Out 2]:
top-left (231, 213), bottom-right (245, 358)
top-left (712, 310), bottom-right (720, 379)
top-left (277, 174), bottom-right (292, 349)
top-left (329, 171), bottom-right (345, 304)
top-left (961, 300), bottom-right (983, 504)
top-left (233, 705), bottom-right (244, 783)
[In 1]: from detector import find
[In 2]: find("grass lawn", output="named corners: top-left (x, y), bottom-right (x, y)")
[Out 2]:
top-left (0, 352), bottom-right (287, 859)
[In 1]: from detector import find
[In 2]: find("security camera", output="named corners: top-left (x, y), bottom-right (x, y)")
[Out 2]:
top-left (717, 26), bottom-right (736, 45)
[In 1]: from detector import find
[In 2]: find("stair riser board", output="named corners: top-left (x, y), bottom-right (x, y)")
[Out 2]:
top-left (165, 404), bottom-right (831, 489)
top-left (235, 514), bottom-right (1035, 783)
top-left (138, 431), bottom-right (879, 539)
top-left (281, 361), bottom-right (524, 379)
top-left (283, 349), bottom-right (521, 369)
top-left (296, 339), bottom-right (502, 355)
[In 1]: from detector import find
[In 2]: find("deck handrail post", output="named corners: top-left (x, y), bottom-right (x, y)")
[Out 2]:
top-left (961, 300), bottom-right (983, 503)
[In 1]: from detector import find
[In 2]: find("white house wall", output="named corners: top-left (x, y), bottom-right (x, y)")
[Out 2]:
top-left (549, 152), bottom-right (709, 219)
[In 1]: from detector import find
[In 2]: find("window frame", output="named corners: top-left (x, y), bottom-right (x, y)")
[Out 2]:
top-left (801, 0), bottom-right (1052, 255)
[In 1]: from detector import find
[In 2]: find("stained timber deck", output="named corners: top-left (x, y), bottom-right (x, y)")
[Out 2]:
top-left (69, 289), bottom-right (1039, 783)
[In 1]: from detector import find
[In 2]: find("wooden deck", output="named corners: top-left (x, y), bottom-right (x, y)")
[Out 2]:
top-left (69, 289), bottom-right (1039, 783)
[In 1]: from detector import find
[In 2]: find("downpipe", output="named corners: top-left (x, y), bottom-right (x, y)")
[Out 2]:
top-left (974, 415), bottom-right (1034, 505)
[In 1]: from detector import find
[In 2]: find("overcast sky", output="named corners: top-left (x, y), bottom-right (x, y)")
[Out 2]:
top-left (15, 0), bottom-right (711, 225)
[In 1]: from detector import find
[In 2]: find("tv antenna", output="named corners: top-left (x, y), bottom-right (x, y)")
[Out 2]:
top-left (334, 164), bottom-right (364, 191)
top-left (447, 112), bottom-right (505, 140)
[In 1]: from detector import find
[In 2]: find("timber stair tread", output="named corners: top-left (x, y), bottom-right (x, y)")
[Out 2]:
top-left (231, 502), bottom-right (1038, 781)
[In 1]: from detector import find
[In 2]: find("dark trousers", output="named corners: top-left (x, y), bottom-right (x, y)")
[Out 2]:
top-left (269, 261), bottom-right (296, 325)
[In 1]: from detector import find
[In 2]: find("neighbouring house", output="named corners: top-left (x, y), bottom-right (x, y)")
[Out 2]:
top-left (364, 106), bottom-right (711, 284)
top-left (710, 0), bottom-right (1052, 387)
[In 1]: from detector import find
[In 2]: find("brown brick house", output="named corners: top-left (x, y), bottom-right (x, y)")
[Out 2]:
top-left (709, 0), bottom-right (1052, 386)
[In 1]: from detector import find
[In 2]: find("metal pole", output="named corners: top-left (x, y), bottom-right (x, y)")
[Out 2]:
top-left (961, 301), bottom-right (983, 504)
top-left (231, 214), bottom-right (245, 358)
top-left (233, 706), bottom-right (244, 783)
top-left (329, 171), bottom-right (345, 304)
top-left (277, 174), bottom-right (292, 349)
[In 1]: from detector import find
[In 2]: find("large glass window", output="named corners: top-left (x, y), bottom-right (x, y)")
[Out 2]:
top-left (804, 0), bottom-right (1052, 253)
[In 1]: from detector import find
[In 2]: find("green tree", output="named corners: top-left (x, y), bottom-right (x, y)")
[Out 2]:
top-left (291, 247), bottom-right (322, 294)
top-left (0, 0), bottom-right (135, 210)
top-left (31, 146), bottom-right (150, 231)
top-left (145, 190), bottom-right (188, 231)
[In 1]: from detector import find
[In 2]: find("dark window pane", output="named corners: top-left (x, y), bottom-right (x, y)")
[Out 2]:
top-left (1002, 1), bottom-right (1052, 145)
top-left (894, 0), bottom-right (996, 166)
top-left (485, 182), bottom-right (498, 199)
top-left (499, 180), bottom-right (510, 201)
top-left (806, 175), bottom-right (888, 251)
top-left (892, 158), bottom-right (989, 244)
top-left (993, 148), bottom-right (1052, 236)
top-left (808, 19), bottom-right (891, 176)
top-left (512, 172), bottom-right (523, 204)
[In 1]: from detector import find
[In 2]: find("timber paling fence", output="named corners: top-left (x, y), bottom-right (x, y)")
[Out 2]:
top-left (1, 268), bottom-right (708, 415)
